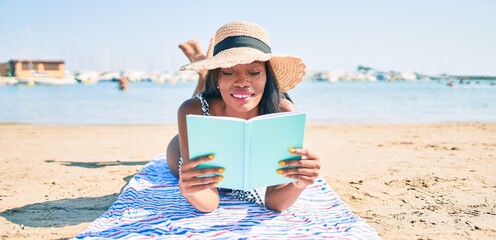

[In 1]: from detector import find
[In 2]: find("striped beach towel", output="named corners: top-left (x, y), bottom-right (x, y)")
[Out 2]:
top-left (74, 154), bottom-right (380, 239)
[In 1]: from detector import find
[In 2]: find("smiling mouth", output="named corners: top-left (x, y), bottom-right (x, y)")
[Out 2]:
top-left (231, 93), bottom-right (254, 99)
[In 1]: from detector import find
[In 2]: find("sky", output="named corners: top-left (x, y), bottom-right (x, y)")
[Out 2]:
top-left (1, 0), bottom-right (495, 76)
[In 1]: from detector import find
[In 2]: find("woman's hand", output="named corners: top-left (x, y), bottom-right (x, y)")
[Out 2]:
top-left (277, 148), bottom-right (321, 189)
top-left (178, 154), bottom-right (224, 196)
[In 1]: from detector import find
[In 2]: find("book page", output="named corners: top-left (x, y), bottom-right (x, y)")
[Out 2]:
top-left (187, 112), bottom-right (306, 191)
top-left (187, 115), bottom-right (245, 190)
top-left (250, 111), bottom-right (304, 121)
top-left (248, 112), bottom-right (306, 189)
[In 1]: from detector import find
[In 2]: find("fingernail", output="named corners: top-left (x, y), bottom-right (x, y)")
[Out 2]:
top-left (278, 161), bottom-right (286, 166)
top-left (208, 154), bottom-right (215, 159)
top-left (217, 176), bottom-right (224, 181)
top-left (218, 168), bottom-right (225, 173)
top-left (288, 148), bottom-right (296, 153)
top-left (214, 182), bottom-right (219, 186)
top-left (276, 169), bottom-right (284, 175)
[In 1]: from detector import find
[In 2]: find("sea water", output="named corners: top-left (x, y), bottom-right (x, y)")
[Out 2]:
top-left (0, 80), bottom-right (495, 124)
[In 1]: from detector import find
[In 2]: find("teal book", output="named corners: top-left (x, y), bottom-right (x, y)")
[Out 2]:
top-left (186, 112), bottom-right (306, 191)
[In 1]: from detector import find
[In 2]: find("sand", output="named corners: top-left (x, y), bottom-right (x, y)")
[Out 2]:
top-left (0, 123), bottom-right (495, 239)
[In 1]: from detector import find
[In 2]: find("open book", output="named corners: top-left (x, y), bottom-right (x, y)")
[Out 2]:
top-left (186, 112), bottom-right (306, 191)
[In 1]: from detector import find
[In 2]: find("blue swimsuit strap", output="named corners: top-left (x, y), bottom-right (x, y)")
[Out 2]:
top-left (195, 93), bottom-right (211, 116)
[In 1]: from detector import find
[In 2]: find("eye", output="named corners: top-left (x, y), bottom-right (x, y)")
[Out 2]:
top-left (221, 70), bottom-right (235, 76)
top-left (249, 71), bottom-right (261, 76)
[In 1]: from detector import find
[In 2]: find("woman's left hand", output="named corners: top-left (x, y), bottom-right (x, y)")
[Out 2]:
top-left (278, 148), bottom-right (321, 189)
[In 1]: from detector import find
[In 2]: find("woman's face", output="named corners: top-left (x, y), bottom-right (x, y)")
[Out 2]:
top-left (217, 61), bottom-right (267, 116)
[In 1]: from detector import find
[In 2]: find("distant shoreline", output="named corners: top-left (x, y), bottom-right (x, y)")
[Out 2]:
top-left (449, 75), bottom-right (496, 80)
top-left (1, 81), bottom-right (495, 124)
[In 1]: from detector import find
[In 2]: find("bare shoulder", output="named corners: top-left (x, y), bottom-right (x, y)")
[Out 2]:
top-left (178, 97), bottom-right (204, 116)
top-left (280, 98), bottom-right (297, 112)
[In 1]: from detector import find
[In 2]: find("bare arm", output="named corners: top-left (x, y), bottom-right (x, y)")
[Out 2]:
top-left (264, 148), bottom-right (321, 212)
top-left (264, 98), bottom-right (321, 211)
top-left (176, 98), bottom-right (222, 212)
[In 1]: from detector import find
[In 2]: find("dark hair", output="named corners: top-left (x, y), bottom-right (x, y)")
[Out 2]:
top-left (202, 61), bottom-right (292, 115)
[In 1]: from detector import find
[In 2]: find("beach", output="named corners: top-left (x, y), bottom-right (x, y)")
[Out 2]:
top-left (0, 123), bottom-right (495, 239)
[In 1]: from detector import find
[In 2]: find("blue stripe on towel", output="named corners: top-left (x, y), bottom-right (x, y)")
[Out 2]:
top-left (74, 153), bottom-right (380, 239)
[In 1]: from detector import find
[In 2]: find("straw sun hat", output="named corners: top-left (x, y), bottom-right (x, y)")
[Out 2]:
top-left (180, 21), bottom-right (306, 92)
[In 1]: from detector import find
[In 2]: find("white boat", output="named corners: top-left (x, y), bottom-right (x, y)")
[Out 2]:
top-left (16, 76), bottom-right (77, 85)
top-left (0, 77), bottom-right (18, 85)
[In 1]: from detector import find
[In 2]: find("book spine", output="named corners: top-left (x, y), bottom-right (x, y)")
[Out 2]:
top-left (244, 122), bottom-right (251, 190)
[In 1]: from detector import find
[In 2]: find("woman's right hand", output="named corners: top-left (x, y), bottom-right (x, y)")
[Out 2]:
top-left (178, 154), bottom-right (224, 196)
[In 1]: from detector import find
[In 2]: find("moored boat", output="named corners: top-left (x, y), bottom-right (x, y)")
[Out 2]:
top-left (16, 76), bottom-right (77, 85)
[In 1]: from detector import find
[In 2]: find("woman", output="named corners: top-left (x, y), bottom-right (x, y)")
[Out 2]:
top-left (166, 21), bottom-right (320, 212)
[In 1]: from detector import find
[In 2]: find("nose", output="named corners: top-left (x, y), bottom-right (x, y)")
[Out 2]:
top-left (234, 74), bottom-right (250, 88)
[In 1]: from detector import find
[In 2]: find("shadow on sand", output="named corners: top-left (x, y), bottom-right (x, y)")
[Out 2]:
top-left (0, 175), bottom-right (135, 228)
top-left (0, 194), bottom-right (119, 228)
top-left (44, 159), bottom-right (150, 168)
